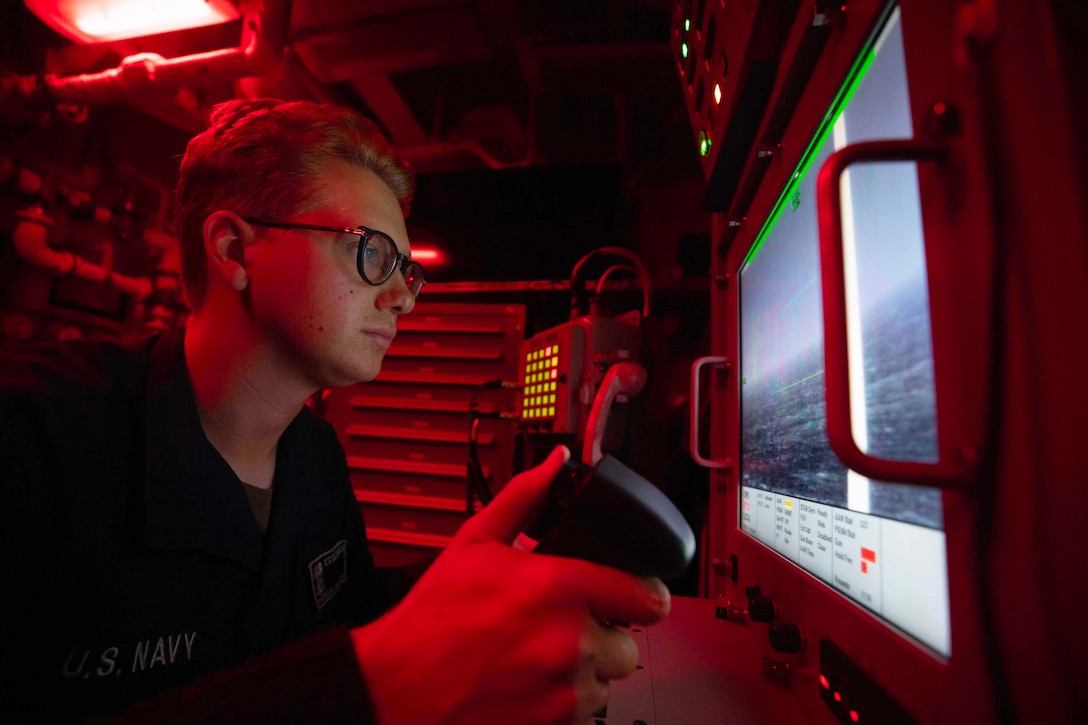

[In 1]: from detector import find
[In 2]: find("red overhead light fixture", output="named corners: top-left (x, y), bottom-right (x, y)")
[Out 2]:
top-left (24, 0), bottom-right (241, 44)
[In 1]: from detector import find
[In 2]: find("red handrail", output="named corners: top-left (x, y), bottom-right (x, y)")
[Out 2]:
top-left (816, 138), bottom-right (976, 488)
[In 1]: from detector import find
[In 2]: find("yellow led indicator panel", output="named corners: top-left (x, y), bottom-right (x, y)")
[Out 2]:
top-left (522, 343), bottom-right (560, 420)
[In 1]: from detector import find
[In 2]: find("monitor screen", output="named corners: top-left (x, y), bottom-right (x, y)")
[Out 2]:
top-left (738, 7), bottom-right (950, 656)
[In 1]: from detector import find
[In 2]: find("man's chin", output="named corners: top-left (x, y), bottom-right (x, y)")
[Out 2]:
top-left (309, 352), bottom-right (384, 390)
top-left (338, 362), bottom-right (382, 387)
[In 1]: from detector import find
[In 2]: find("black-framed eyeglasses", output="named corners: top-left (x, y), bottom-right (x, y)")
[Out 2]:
top-left (244, 218), bottom-right (425, 296)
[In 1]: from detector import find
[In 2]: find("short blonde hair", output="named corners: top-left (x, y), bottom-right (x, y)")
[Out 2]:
top-left (173, 98), bottom-right (414, 309)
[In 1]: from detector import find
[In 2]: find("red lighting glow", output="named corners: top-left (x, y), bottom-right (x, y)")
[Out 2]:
top-left (25, 0), bottom-right (240, 43)
top-left (408, 246), bottom-right (449, 267)
top-left (820, 674), bottom-right (830, 689)
top-left (409, 248), bottom-right (440, 263)
top-left (850, 709), bottom-right (860, 722)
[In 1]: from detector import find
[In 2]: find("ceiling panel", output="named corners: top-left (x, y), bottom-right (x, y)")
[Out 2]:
top-left (3, 0), bottom-right (685, 174)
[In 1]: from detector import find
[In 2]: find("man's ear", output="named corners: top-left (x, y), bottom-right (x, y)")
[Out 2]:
top-left (203, 211), bottom-right (253, 291)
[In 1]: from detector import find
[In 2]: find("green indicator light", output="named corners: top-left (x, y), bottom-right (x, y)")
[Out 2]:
top-left (698, 130), bottom-right (712, 156)
top-left (743, 41), bottom-right (877, 267)
top-left (684, 18), bottom-right (691, 32)
top-left (681, 42), bottom-right (688, 59)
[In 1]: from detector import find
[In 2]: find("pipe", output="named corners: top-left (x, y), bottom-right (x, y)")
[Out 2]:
top-left (14, 206), bottom-right (152, 300)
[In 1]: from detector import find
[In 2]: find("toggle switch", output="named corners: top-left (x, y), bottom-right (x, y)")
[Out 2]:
top-left (769, 621), bottom-right (803, 654)
top-left (748, 593), bottom-right (775, 623)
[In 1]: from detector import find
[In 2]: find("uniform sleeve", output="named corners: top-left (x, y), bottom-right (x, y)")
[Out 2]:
top-left (0, 390), bottom-right (58, 562)
top-left (92, 626), bottom-right (379, 725)
top-left (0, 390), bottom-right (63, 719)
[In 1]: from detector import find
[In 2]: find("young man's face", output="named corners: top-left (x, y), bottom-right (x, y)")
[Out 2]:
top-left (242, 159), bottom-right (416, 389)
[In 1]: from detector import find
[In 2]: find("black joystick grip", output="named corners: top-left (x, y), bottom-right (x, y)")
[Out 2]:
top-left (525, 455), bottom-right (696, 580)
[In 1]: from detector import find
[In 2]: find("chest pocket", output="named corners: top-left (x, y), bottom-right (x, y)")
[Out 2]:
top-left (309, 538), bottom-right (349, 610)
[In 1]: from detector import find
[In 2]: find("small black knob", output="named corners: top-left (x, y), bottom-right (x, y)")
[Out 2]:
top-left (748, 594), bottom-right (775, 623)
top-left (769, 621), bottom-right (803, 653)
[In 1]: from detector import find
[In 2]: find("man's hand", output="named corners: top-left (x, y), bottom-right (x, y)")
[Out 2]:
top-left (352, 445), bottom-right (671, 724)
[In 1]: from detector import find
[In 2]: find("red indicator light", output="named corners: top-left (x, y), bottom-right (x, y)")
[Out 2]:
top-left (820, 674), bottom-right (830, 689)
top-left (861, 547), bottom-right (877, 563)
top-left (850, 710), bottom-right (860, 722)
top-left (834, 692), bottom-right (842, 702)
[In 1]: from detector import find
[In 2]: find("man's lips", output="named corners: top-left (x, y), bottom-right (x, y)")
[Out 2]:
top-left (362, 329), bottom-right (396, 347)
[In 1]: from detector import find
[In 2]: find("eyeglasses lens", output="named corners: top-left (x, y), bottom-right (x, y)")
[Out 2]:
top-left (359, 231), bottom-right (425, 296)
top-left (360, 233), bottom-right (395, 285)
top-left (403, 262), bottom-right (425, 296)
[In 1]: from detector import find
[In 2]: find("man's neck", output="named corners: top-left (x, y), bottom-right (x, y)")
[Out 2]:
top-left (184, 311), bottom-right (313, 489)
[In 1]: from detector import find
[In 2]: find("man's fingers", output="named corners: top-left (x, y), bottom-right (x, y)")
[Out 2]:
top-left (563, 560), bottom-right (671, 627)
top-left (458, 445), bottom-right (569, 545)
top-left (582, 616), bottom-right (640, 681)
top-left (573, 673), bottom-right (610, 724)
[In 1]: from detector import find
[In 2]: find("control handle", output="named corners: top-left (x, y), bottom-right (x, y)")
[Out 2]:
top-left (816, 138), bottom-right (975, 488)
top-left (689, 356), bottom-right (732, 469)
top-left (526, 455), bottom-right (696, 580)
